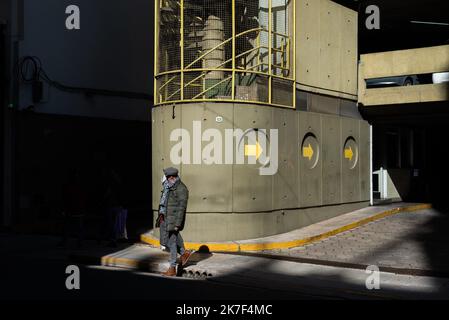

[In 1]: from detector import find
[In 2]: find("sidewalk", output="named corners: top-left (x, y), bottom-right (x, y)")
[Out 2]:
top-left (70, 239), bottom-right (449, 299)
top-left (4, 232), bottom-right (448, 299)
top-left (72, 202), bottom-right (434, 276)
top-left (141, 203), bottom-right (431, 252)
top-left (4, 204), bottom-right (447, 299)
top-left (265, 205), bottom-right (449, 277)
top-left (66, 202), bottom-right (449, 299)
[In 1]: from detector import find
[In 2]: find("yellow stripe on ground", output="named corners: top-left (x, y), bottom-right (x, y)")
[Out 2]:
top-left (140, 234), bottom-right (240, 252)
top-left (141, 204), bottom-right (432, 253)
top-left (101, 256), bottom-right (145, 268)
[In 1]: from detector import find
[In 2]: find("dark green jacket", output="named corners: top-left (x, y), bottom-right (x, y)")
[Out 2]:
top-left (163, 179), bottom-right (189, 232)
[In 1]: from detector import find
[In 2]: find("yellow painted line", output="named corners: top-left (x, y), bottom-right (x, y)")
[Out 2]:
top-left (140, 234), bottom-right (159, 247)
top-left (240, 203), bottom-right (431, 251)
top-left (140, 234), bottom-right (240, 252)
top-left (101, 256), bottom-right (138, 268)
top-left (141, 204), bottom-right (432, 253)
top-left (101, 256), bottom-right (156, 269)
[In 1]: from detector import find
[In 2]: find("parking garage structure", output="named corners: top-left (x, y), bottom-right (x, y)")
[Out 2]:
top-left (150, 0), bottom-right (371, 242)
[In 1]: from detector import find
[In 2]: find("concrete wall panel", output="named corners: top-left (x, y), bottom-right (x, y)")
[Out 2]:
top-left (152, 107), bottom-right (164, 208)
top-left (177, 201), bottom-right (369, 242)
top-left (319, 0), bottom-right (342, 91)
top-left (162, 105), bottom-right (182, 173)
top-left (297, 0), bottom-right (321, 88)
top-left (361, 44), bottom-right (449, 79)
top-left (309, 93), bottom-right (340, 115)
top-left (341, 117), bottom-right (360, 202)
top-left (299, 112), bottom-right (322, 207)
top-left (359, 120), bottom-right (371, 201)
top-left (273, 108), bottom-right (299, 209)
top-left (296, 0), bottom-right (358, 100)
top-left (152, 102), bottom-right (371, 242)
top-left (340, 9), bottom-right (358, 95)
top-left (181, 103), bottom-right (234, 212)
top-left (340, 99), bottom-right (362, 119)
top-left (152, 104), bottom-right (182, 210)
top-left (232, 104), bottom-right (273, 212)
top-left (322, 115), bottom-right (342, 205)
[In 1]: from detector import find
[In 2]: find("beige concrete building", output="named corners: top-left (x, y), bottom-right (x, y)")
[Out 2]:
top-left (152, 0), bottom-right (370, 242)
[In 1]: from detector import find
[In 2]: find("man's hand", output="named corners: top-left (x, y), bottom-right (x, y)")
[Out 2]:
top-left (174, 226), bottom-right (179, 232)
top-left (156, 214), bottom-right (164, 228)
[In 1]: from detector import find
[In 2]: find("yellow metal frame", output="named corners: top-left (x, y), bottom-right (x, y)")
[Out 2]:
top-left (154, 0), bottom-right (296, 108)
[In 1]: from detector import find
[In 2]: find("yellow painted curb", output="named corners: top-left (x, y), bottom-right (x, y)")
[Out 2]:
top-left (100, 255), bottom-right (166, 269)
top-left (141, 203), bottom-right (432, 253)
top-left (101, 256), bottom-right (141, 268)
top-left (140, 233), bottom-right (240, 252)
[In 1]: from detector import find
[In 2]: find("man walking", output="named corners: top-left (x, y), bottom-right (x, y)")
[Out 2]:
top-left (157, 167), bottom-right (192, 277)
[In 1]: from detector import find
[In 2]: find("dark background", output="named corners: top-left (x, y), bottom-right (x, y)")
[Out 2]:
top-left (336, 0), bottom-right (449, 53)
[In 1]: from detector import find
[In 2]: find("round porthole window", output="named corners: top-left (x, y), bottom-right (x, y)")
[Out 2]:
top-left (343, 137), bottom-right (359, 170)
top-left (237, 128), bottom-right (271, 168)
top-left (301, 133), bottom-right (319, 169)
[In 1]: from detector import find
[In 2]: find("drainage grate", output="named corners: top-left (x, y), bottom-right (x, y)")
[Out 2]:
top-left (181, 269), bottom-right (213, 279)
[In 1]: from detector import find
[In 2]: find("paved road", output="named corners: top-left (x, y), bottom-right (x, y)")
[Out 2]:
top-left (1, 232), bottom-right (449, 300)
top-left (0, 234), bottom-right (312, 300)
top-left (266, 208), bottom-right (449, 274)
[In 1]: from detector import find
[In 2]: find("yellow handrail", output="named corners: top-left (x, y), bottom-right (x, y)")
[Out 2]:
top-left (185, 27), bottom-right (264, 69)
top-left (164, 72), bottom-right (206, 100)
top-left (158, 74), bottom-right (178, 92)
top-left (156, 0), bottom-right (295, 107)
top-left (159, 44), bottom-right (268, 95)
top-left (159, 39), bottom-right (289, 94)
top-left (157, 32), bottom-right (290, 79)
top-left (192, 76), bottom-right (232, 100)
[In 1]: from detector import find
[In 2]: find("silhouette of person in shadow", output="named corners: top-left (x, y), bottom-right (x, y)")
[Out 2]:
top-left (58, 168), bottom-right (87, 248)
top-left (101, 167), bottom-right (128, 247)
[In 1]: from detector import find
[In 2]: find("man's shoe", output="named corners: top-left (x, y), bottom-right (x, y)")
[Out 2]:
top-left (162, 266), bottom-right (177, 277)
top-left (180, 250), bottom-right (193, 266)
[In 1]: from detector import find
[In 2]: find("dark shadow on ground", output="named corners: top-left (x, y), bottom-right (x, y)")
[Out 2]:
top-left (178, 245), bottom-right (214, 277)
top-left (2, 242), bottom-right (444, 300)
top-left (418, 122), bottom-right (449, 296)
top-left (366, 114), bottom-right (449, 297)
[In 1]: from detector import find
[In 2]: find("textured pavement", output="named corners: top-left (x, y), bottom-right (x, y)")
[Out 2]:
top-left (264, 208), bottom-right (449, 273)
top-left (4, 206), bottom-right (449, 299)
top-left (142, 203), bottom-right (430, 251)
top-left (70, 238), bottom-right (449, 299)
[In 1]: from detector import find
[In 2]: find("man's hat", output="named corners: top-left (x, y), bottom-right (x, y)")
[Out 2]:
top-left (163, 167), bottom-right (179, 177)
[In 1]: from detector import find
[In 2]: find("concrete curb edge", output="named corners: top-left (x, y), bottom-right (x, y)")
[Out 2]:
top-left (140, 203), bottom-right (432, 253)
